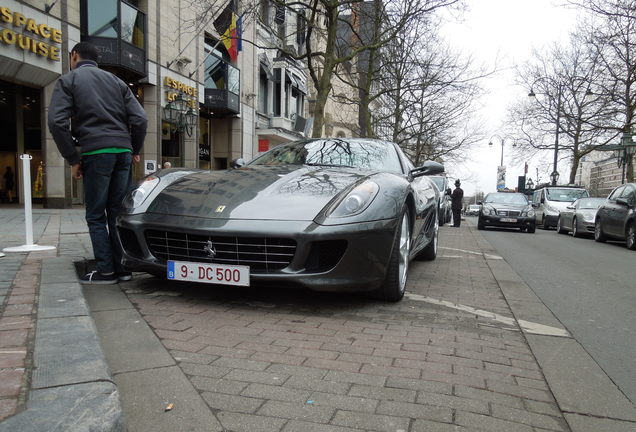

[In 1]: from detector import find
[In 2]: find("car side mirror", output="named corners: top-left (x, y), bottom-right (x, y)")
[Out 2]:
top-left (410, 161), bottom-right (444, 178)
top-left (532, 203), bottom-right (538, 208)
top-left (566, 205), bottom-right (575, 209)
top-left (616, 197), bottom-right (629, 206)
top-left (445, 188), bottom-right (452, 196)
top-left (230, 158), bottom-right (246, 169)
top-left (540, 197), bottom-right (545, 204)
top-left (477, 201), bottom-right (482, 205)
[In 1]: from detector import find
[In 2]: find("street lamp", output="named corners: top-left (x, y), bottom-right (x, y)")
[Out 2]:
top-left (616, 131), bottom-right (636, 183)
top-left (162, 94), bottom-right (198, 136)
top-left (489, 134), bottom-right (515, 190)
top-left (525, 177), bottom-right (534, 191)
top-left (549, 170), bottom-right (560, 186)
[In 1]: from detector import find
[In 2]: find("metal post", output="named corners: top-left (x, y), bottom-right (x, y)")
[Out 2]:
top-left (3, 155), bottom-right (56, 253)
top-left (552, 89), bottom-right (561, 186)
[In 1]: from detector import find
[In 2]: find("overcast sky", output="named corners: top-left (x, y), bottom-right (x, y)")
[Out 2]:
top-left (440, 0), bottom-right (581, 196)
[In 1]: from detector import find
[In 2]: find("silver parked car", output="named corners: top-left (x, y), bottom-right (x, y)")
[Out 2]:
top-left (556, 197), bottom-right (606, 237)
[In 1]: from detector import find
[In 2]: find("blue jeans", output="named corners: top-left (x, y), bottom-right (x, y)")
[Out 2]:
top-left (82, 152), bottom-right (132, 274)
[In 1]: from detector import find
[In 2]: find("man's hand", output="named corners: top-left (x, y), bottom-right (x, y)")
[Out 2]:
top-left (71, 163), bottom-right (82, 179)
top-left (133, 154), bottom-right (141, 163)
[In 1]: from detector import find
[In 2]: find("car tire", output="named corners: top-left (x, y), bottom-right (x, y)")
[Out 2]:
top-left (527, 226), bottom-right (536, 233)
top-left (556, 217), bottom-right (567, 234)
top-left (377, 209), bottom-right (411, 302)
top-left (541, 217), bottom-right (550, 230)
top-left (594, 219), bottom-right (607, 242)
top-left (477, 217), bottom-right (485, 230)
top-left (417, 213), bottom-right (439, 261)
top-left (626, 222), bottom-right (636, 250)
top-left (572, 217), bottom-right (581, 238)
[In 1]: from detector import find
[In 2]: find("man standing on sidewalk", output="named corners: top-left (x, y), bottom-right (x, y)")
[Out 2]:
top-left (451, 179), bottom-right (464, 227)
top-left (48, 42), bottom-right (147, 284)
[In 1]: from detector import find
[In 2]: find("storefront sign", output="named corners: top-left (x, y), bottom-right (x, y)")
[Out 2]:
top-left (164, 76), bottom-right (198, 108)
top-left (0, 6), bottom-right (62, 60)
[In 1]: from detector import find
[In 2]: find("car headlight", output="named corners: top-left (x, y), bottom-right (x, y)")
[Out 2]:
top-left (328, 181), bottom-right (380, 218)
top-left (522, 209), bottom-right (535, 217)
top-left (581, 211), bottom-right (594, 222)
top-left (125, 176), bottom-right (160, 209)
top-left (482, 206), bottom-right (494, 215)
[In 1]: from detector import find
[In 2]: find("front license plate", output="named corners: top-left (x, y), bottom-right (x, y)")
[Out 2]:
top-left (167, 261), bottom-right (250, 287)
top-left (500, 218), bottom-right (517, 223)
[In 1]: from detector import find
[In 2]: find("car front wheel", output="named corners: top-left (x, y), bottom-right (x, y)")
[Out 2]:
top-left (572, 217), bottom-right (581, 238)
top-left (594, 219), bottom-right (607, 242)
top-left (626, 222), bottom-right (636, 250)
top-left (556, 217), bottom-right (567, 234)
top-left (377, 209), bottom-right (411, 302)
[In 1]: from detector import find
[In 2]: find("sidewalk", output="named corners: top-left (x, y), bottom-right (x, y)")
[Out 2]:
top-left (0, 208), bottom-right (634, 431)
top-left (0, 208), bottom-right (124, 431)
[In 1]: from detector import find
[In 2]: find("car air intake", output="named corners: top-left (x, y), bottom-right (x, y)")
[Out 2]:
top-left (145, 230), bottom-right (296, 273)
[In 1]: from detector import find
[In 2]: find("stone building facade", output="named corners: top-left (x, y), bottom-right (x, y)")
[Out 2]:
top-left (2, 0), bottom-right (362, 207)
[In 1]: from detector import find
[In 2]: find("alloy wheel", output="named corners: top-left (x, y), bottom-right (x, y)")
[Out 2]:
top-left (627, 223), bottom-right (636, 250)
top-left (398, 213), bottom-right (411, 291)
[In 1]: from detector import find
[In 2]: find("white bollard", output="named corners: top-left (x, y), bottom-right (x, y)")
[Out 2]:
top-left (3, 154), bottom-right (56, 253)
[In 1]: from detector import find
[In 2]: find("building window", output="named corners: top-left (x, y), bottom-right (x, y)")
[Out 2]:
top-left (86, 0), bottom-right (117, 38)
top-left (259, 0), bottom-right (270, 25)
top-left (121, 2), bottom-right (145, 48)
top-left (258, 68), bottom-right (268, 114)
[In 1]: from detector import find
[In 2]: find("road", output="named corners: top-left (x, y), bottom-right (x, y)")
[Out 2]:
top-left (472, 217), bottom-right (636, 405)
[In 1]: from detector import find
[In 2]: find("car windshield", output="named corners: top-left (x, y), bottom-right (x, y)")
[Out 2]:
top-left (546, 188), bottom-right (588, 202)
top-left (576, 197), bottom-right (605, 209)
top-left (484, 193), bottom-right (528, 205)
top-left (429, 176), bottom-right (446, 191)
top-left (249, 139), bottom-right (404, 174)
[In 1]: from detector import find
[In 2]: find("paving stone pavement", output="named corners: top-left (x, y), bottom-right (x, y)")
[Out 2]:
top-left (113, 222), bottom-right (572, 432)
top-left (2, 208), bottom-right (633, 431)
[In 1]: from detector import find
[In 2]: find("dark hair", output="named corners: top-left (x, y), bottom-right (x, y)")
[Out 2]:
top-left (70, 42), bottom-right (99, 62)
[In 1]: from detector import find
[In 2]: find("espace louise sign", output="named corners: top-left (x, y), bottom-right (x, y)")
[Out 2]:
top-left (0, 5), bottom-right (62, 61)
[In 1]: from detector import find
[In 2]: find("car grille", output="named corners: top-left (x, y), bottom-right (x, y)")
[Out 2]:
top-left (145, 230), bottom-right (296, 273)
top-left (497, 210), bottom-right (521, 217)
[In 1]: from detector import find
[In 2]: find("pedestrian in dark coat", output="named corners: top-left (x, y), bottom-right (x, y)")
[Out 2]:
top-left (48, 42), bottom-right (148, 284)
top-left (3, 166), bottom-right (14, 202)
top-left (451, 179), bottom-right (464, 227)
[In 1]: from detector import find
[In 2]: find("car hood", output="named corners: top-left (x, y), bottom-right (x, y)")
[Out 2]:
top-left (146, 165), bottom-right (370, 220)
top-left (484, 203), bottom-right (529, 212)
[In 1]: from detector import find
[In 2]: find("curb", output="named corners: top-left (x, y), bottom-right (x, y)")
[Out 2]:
top-left (0, 256), bottom-right (125, 432)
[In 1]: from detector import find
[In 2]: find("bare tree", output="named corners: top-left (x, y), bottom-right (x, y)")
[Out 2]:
top-left (509, 30), bottom-right (615, 184)
top-left (568, 0), bottom-right (636, 181)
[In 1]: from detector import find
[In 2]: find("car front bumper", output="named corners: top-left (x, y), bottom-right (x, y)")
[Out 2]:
top-left (117, 213), bottom-right (398, 292)
top-left (479, 215), bottom-right (535, 229)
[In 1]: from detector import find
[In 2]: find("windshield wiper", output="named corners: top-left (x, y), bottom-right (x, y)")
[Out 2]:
top-left (305, 163), bottom-right (355, 168)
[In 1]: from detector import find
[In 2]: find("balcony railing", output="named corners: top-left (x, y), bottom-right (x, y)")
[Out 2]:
top-left (203, 54), bottom-right (240, 115)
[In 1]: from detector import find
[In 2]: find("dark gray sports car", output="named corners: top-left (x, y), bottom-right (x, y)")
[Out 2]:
top-left (117, 138), bottom-right (444, 301)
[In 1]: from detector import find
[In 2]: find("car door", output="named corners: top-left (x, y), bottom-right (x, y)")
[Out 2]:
top-left (615, 186), bottom-right (636, 239)
top-left (603, 186), bottom-right (626, 237)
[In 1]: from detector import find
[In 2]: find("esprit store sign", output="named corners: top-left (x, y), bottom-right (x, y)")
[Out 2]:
top-left (0, 6), bottom-right (62, 61)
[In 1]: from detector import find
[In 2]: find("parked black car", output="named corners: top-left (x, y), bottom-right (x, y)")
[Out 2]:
top-left (594, 183), bottom-right (636, 250)
top-left (477, 192), bottom-right (536, 233)
top-left (429, 176), bottom-right (452, 225)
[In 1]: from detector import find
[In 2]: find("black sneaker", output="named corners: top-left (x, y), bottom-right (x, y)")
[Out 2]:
top-left (80, 271), bottom-right (118, 285)
top-left (117, 271), bottom-right (133, 282)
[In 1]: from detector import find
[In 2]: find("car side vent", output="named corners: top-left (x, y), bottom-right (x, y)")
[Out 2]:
top-left (304, 240), bottom-right (347, 273)
top-left (118, 227), bottom-right (143, 259)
